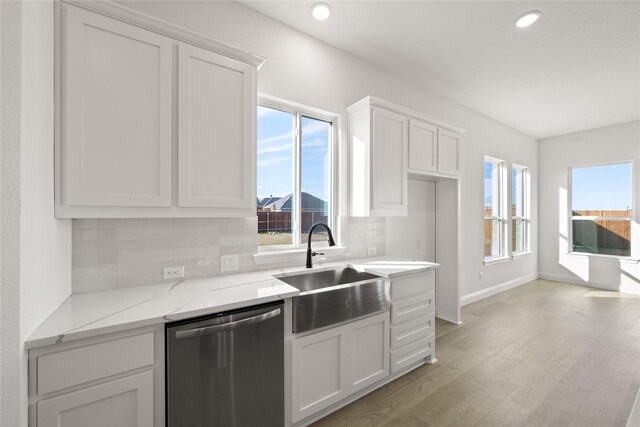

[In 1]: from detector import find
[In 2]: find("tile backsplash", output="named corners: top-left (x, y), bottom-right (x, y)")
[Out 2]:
top-left (72, 216), bottom-right (385, 293)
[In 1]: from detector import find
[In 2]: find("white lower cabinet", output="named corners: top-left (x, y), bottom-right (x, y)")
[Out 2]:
top-left (29, 327), bottom-right (164, 427)
top-left (351, 318), bottom-right (389, 389)
top-left (37, 371), bottom-right (154, 427)
top-left (291, 312), bottom-right (389, 424)
top-left (388, 270), bottom-right (437, 374)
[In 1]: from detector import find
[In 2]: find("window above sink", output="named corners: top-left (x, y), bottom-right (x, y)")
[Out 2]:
top-left (256, 95), bottom-right (340, 252)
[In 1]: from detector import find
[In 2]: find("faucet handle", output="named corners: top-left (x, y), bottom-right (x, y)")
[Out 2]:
top-left (312, 251), bottom-right (324, 257)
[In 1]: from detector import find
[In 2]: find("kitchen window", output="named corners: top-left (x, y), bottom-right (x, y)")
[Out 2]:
top-left (256, 97), bottom-right (336, 249)
top-left (570, 162), bottom-right (633, 257)
top-left (512, 164), bottom-right (530, 254)
top-left (484, 157), bottom-right (506, 261)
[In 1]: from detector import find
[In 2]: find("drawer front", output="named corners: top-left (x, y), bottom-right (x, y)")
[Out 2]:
top-left (391, 291), bottom-right (435, 325)
top-left (390, 334), bottom-right (434, 374)
top-left (390, 270), bottom-right (435, 301)
top-left (390, 312), bottom-right (435, 350)
top-left (38, 332), bottom-right (154, 395)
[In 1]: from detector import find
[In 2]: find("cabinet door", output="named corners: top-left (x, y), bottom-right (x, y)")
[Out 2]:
top-left (37, 370), bottom-right (154, 427)
top-left (351, 313), bottom-right (389, 391)
top-left (291, 328), bottom-right (348, 423)
top-left (437, 129), bottom-right (460, 176)
top-left (291, 312), bottom-right (390, 423)
top-left (178, 43), bottom-right (256, 210)
top-left (61, 5), bottom-right (172, 207)
top-left (372, 107), bottom-right (408, 216)
top-left (408, 119), bottom-right (438, 173)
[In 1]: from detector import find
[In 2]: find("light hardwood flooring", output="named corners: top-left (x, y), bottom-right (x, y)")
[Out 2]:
top-left (312, 279), bottom-right (640, 427)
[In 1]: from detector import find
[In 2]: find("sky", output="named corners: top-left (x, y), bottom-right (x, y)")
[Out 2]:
top-left (484, 161), bottom-right (632, 212)
top-left (257, 106), bottom-right (331, 204)
top-left (571, 163), bottom-right (632, 211)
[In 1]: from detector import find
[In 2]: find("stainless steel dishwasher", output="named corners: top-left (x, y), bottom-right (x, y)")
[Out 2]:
top-left (166, 301), bottom-right (284, 427)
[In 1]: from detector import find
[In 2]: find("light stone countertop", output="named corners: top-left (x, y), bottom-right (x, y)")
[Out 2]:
top-left (26, 256), bottom-right (438, 349)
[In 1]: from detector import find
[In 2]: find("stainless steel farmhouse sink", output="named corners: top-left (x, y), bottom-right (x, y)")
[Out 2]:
top-left (275, 266), bottom-right (389, 333)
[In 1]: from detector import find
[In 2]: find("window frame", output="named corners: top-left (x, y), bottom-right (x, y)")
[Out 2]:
top-left (256, 95), bottom-right (339, 251)
top-left (567, 160), bottom-right (635, 259)
top-left (512, 163), bottom-right (531, 256)
top-left (484, 156), bottom-right (508, 262)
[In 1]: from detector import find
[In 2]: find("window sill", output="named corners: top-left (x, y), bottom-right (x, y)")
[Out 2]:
top-left (512, 251), bottom-right (532, 260)
top-left (564, 252), bottom-right (640, 264)
top-left (253, 246), bottom-right (347, 265)
top-left (484, 256), bottom-right (510, 266)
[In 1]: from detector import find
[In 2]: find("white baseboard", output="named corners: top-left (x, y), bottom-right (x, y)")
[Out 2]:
top-left (461, 273), bottom-right (538, 306)
top-left (436, 314), bottom-right (462, 325)
top-left (538, 272), bottom-right (619, 291)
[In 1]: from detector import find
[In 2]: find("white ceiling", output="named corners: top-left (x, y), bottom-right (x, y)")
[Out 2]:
top-left (241, 1), bottom-right (640, 139)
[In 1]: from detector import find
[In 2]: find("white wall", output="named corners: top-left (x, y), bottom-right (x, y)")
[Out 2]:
top-left (119, 0), bottom-right (539, 302)
top-left (539, 121), bottom-right (640, 293)
top-left (71, 217), bottom-right (384, 292)
top-left (386, 178), bottom-right (437, 262)
top-left (1, 1), bottom-right (72, 425)
top-left (20, 0), bottom-right (73, 418)
top-left (1, 2), bottom-right (23, 425)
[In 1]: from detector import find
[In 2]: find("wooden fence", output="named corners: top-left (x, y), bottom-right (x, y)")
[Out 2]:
top-left (483, 209), bottom-right (632, 256)
top-left (257, 211), bottom-right (328, 234)
top-left (572, 210), bottom-right (631, 255)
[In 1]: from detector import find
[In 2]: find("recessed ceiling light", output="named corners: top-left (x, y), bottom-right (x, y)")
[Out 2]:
top-left (311, 3), bottom-right (331, 21)
top-left (515, 11), bottom-right (541, 28)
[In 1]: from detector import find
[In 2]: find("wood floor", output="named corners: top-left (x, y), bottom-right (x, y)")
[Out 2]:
top-left (312, 279), bottom-right (640, 427)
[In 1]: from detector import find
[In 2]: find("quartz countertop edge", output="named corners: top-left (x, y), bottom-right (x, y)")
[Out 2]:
top-left (354, 260), bottom-right (439, 278)
top-left (26, 257), bottom-right (438, 349)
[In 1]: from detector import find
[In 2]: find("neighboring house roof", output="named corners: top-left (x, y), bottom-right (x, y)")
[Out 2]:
top-left (261, 192), bottom-right (327, 212)
top-left (258, 196), bottom-right (281, 208)
top-left (263, 194), bottom-right (292, 212)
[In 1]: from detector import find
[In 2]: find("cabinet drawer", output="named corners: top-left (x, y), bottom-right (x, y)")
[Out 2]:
top-left (390, 313), bottom-right (435, 350)
top-left (390, 270), bottom-right (435, 300)
top-left (390, 335), bottom-right (434, 374)
top-left (391, 291), bottom-right (434, 325)
top-left (38, 332), bottom-right (154, 395)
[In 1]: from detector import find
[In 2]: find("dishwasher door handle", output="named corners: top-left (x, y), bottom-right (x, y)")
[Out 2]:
top-left (175, 308), bottom-right (281, 339)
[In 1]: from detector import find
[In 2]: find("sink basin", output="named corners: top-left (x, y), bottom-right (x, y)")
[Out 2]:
top-left (275, 266), bottom-right (389, 333)
top-left (276, 266), bottom-right (381, 294)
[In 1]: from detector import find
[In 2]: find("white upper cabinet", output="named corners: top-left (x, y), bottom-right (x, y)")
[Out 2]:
top-left (178, 43), bottom-right (255, 210)
top-left (408, 119), bottom-right (461, 177)
top-left (56, 1), bottom-right (262, 218)
top-left (436, 128), bottom-right (461, 176)
top-left (349, 100), bottom-right (408, 217)
top-left (349, 96), bottom-right (464, 217)
top-left (408, 119), bottom-right (438, 174)
top-left (60, 4), bottom-right (173, 208)
top-left (371, 107), bottom-right (408, 216)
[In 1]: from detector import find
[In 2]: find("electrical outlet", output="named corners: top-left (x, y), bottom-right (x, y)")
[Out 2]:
top-left (221, 254), bottom-right (239, 272)
top-left (367, 246), bottom-right (377, 256)
top-left (164, 265), bottom-right (185, 280)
